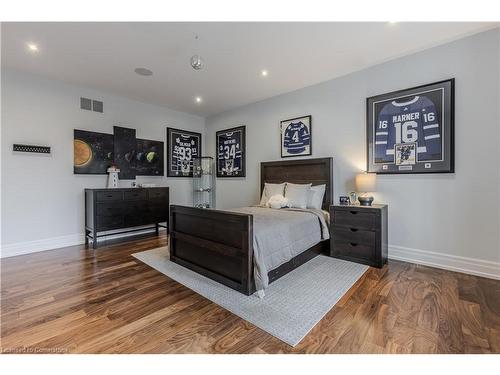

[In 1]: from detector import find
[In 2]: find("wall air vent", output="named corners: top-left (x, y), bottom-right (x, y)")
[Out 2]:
top-left (80, 97), bottom-right (103, 113)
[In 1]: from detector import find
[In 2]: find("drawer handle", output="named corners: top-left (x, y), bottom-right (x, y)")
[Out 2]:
top-left (349, 242), bottom-right (358, 247)
top-left (350, 211), bottom-right (358, 215)
top-left (106, 194), bottom-right (114, 198)
top-left (349, 228), bottom-right (358, 232)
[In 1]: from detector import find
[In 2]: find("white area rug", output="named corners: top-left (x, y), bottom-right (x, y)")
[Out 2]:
top-left (133, 247), bottom-right (368, 346)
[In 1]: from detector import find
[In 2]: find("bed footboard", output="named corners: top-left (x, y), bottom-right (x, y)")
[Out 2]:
top-left (169, 205), bottom-right (254, 295)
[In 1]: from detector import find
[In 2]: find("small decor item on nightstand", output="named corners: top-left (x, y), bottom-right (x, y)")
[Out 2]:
top-left (107, 165), bottom-right (120, 188)
top-left (349, 191), bottom-right (357, 205)
top-left (193, 157), bottom-right (215, 209)
top-left (339, 196), bottom-right (350, 205)
top-left (355, 172), bottom-right (376, 206)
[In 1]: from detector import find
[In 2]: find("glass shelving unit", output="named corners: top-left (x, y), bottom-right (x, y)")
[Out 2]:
top-left (192, 157), bottom-right (215, 209)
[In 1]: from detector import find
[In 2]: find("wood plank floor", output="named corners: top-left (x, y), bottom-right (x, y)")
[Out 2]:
top-left (1, 234), bottom-right (499, 354)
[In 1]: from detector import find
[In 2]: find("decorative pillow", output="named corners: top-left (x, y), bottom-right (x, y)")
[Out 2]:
top-left (284, 182), bottom-right (312, 209)
top-left (259, 182), bottom-right (286, 206)
top-left (307, 184), bottom-right (326, 210)
top-left (267, 194), bottom-right (289, 209)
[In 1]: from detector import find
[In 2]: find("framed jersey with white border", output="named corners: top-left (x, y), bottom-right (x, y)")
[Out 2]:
top-left (216, 125), bottom-right (246, 178)
top-left (166, 127), bottom-right (202, 177)
top-left (280, 115), bottom-right (312, 158)
top-left (367, 79), bottom-right (454, 174)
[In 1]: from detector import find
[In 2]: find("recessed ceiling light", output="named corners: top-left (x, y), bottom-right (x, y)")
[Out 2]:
top-left (388, 21), bottom-right (398, 24)
top-left (261, 70), bottom-right (268, 77)
top-left (27, 42), bottom-right (39, 52)
top-left (134, 67), bottom-right (153, 76)
top-left (195, 96), bottom-right (202, 103)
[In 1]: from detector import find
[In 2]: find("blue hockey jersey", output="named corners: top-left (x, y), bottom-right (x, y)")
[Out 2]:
top-left (283, 122), bottom-right (310, 154)
top-left (374, 95), bottom-right (442, 163)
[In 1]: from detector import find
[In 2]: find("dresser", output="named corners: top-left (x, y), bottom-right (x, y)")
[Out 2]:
top-left (330, 204), bottom-right (388, 268)
top-left (85, 187), bottom-right (169, 248)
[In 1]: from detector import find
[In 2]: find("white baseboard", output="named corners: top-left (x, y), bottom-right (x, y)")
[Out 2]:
top-left (0, 227), bottom-right (166, 259)
top-left (389, 245), bottom-right (500, 280)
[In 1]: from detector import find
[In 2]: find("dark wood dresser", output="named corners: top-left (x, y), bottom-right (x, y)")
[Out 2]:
top-left (330, 204), bottom-right (388, 268)
top-left (85, 187), bottom-right (169, 248)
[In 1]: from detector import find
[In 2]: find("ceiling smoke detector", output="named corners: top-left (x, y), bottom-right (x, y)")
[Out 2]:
top-left (134, 67), bottom-right (153, 76)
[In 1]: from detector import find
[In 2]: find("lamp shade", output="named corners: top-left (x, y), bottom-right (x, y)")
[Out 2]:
top-left (355, 173), bottom-right (376, 193)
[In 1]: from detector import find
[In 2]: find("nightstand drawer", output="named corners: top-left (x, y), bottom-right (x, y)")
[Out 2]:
top-left (334, 210), bottom-right (377, 231)
top-left (333, 227), bottom-right (375, 246)
top-left (332, 238), bottom-right (376, 263)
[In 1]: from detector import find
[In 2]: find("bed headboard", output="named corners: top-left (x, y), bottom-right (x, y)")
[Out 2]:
top-left (260, 157), bottom-right (333, 210)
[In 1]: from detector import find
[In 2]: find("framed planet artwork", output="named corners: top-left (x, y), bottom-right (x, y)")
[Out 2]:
top-left (136, 139), bottom-right (164, 176)
top-left (73, 129), bottom-right (114, 174)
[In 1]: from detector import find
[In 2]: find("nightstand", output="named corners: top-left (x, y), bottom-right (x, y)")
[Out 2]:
top-left (330, 204), bottom-right (388, 268)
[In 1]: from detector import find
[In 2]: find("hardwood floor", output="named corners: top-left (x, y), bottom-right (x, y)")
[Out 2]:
top-left (1, 234), bottom-right (499, 354)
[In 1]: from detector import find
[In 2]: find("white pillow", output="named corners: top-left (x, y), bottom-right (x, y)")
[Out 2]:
top-left (285, 182), bottom-right (311, 209)
top-left (307, 184), bottom-right (326, 210)
top-left (259, 182), bottom-right (286, 206)
top-left (267, 194), bottom-right (289, 209)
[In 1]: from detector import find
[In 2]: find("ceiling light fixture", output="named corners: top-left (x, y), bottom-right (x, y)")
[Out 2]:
top-left (195, 96), bottom-right (202, 103)
top-left (190, 35), bottom-right (204, 71)
top-left (261, 70), bottom-right (268, 77)
top-left (27, 42), bottom-right (39, 52)
top-left (134, 67), bottom-right (153, 76)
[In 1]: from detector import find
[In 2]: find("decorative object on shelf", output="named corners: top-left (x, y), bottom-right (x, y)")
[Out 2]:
top-left (193, 157), bottom-right (215, 209)
top-left (349, 191), bottom-right (357, 205)
top-left (74, 129), bottom-right (114, 174)
top-left (13, 144), bottom-right (51, 154)
top-left (107, 165), bottom-right (120, 188)
top-left (355, 172), bottom-right (376, 206)
top-left (73, 127), bottom-right (164, 177)
top-left (216, 125), bottom-right (246, 177)
top-left (339, 196), bottom-right (350, 205)
top-left (367, 79), bottom-right (454, 174)
top-left (280, 115), bottom-right (312, 158)
top-left (167, 127), bottom-right (202, 177)
top-left (136, 138), bottom-right (164, 176)
top-left (139, 183), bottom-right (156, 188)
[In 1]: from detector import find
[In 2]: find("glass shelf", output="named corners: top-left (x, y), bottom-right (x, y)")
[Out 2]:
top-left (193, 157), bottom-right (215, 209)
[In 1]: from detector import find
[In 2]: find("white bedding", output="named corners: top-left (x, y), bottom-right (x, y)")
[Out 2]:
top-left (228, 206), bottom-right (330, 296)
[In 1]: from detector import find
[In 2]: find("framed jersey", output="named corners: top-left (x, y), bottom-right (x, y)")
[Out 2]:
top-left (367, 79), bottom-right (454, 174)
top-left (166, 127), bottom-right (202, 177)
top-left (216, 125), bottom-right (246, 178)
top-left (280, 115), bottom-right (312, 158)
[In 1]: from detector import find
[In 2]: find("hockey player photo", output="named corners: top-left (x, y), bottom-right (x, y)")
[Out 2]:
top-left (366, 79), bottom-right (454, 174)
top-left (166, 127), bottom-right (201, 177)
top-left (280, 115), bottom-right (312, 158)
top-left (216, 126), bottom-right (246, 177)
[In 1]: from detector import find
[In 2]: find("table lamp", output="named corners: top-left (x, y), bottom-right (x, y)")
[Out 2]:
top-left (355, 172), bottom-right (376, 206)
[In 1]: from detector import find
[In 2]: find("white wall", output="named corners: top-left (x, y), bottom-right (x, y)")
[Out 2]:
top-left (206, 29), bottom-right (500, 278)
top-left (1, 70), bottom-right (204, 256)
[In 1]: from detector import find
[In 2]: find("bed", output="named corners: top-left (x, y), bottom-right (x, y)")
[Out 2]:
top-left (169, 157), bottom-right (333, 295)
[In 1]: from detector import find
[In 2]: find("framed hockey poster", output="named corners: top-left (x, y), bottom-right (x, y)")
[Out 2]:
top-left (280, 115), bottom-right (312, 158)
top-left (166, 127), bottom-right (202, 177)
top-left (367, 79), bottom-right (454, 174)
top-left (216, 125), bottom-right (246, 177)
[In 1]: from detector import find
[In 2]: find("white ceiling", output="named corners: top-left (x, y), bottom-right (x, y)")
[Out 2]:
top-left (2, 22), bottom-right (497, 117)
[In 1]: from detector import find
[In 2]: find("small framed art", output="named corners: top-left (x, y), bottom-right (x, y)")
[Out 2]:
top-left (280, 115), bottom-right (312, 158)
top-left (366, 79), bottom-right (454, 174)
top-left (216, 125), bottom-right (246, 178)
top-left (167, 127), bottom-right (202, 177)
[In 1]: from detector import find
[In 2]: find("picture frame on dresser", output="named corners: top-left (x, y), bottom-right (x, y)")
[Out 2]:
top-left (166, 127), bottom-right (202, 177)
top-left (366, 79), bottom-right (454, 174)
top-left (216, 125), bottom-right (246, 178)
top-left (280, 115), bottom-right (312, 158)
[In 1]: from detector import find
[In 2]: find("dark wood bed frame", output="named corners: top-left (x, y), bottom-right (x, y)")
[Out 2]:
top-left (169, 157), bottom-right (333, 295)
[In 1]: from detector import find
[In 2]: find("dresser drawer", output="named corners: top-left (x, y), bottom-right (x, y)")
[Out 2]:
top-left (148, 189), bottom-right (168, 200)
top-left (124, 190), bottom-right (148, 201)
top-left (334, 210), bottom-right (377, 231)
top-left (332, 239), bottom-right (376, 263)
top-left (96, 203), bottom-right (124, 217)
top-left (333, 226), bottom-right (375, 246)
top-left (124, 201), bottom-right (149, 214)
top-left (96, 191), bottom-right (123, 202)
top-left (96, 215), bottom-right (124, 230)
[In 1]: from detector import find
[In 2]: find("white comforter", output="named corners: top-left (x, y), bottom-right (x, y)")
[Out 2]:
top-left (228, 207), bottom-right (330, 295)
